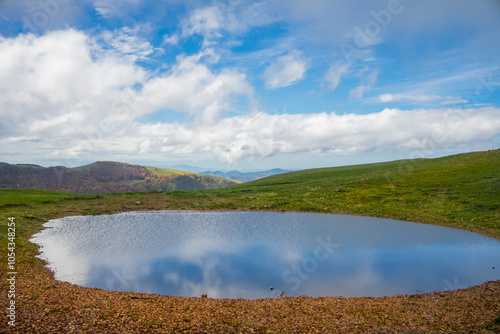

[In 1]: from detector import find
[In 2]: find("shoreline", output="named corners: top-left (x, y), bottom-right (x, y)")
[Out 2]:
top-left (9, 257), bottom-right (500, 333)
top-left (3, 205), bottom-right (499, 333)
top-left (1, 178), bottom-right (499, 333)
top-left (33, 209), bottom-right (500, 300)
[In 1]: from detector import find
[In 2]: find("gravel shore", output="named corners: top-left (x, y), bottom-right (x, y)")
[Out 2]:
top-left (3, 258), bottom-right (499, 333)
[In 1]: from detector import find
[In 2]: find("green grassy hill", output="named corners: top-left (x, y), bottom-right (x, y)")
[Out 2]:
top-left (145, 166), bottom-right (196, 176)
top-left (70, 162), bottom-right (99, 172)
top-left (166, 149), bottom-right (499, 237)
top-left (0, 149), bottom-right (498, 237)
top-left (0, 188), bottom-right (94, 207)
top-left (0, 149), bottom-right (498, 334)
top-left (1, 150), bottom-right (499, 334)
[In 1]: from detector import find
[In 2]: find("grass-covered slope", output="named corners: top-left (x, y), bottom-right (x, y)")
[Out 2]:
top-left (0, 149), bottom-right (499, 333)
top-left (70, 162), bottom-right (99, 172)
top-left (167, 149), bottom-right (500, 238)
top-left (0, 188), bottom-right (95, 207)
top-left (0, 149), bottom-right (498, 237)
top-left (145, 166), bottom-right (241, 187)
top-left (144, 166), bottom-right (196, 176)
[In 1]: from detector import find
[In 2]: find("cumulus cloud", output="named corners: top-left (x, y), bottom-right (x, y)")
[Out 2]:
top-left (138, 50), bottom-right (253, 123)
top-left (0, 29), bottom-right (253, 161)
top-left (264, 50), bottom-right (306, 89)
top-left (0, 29), bottom-right (146, 139)
top-left (132, 107), bottom-right (500, 163)
top-left (1, 1), bottom-right (499, 167)
top-left (1, 28), bottom-right (498, 166)
top-left (0, 29), bottom-right (252, 128)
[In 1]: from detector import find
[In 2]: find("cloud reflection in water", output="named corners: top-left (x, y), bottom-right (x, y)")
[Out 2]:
top-left (32, 211), bottom-right (500, 299)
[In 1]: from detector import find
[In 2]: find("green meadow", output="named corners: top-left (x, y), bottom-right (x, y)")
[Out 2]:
top-left (0, 149), bottom-right (499, 333)
top-left (166, 149), bottom-right (500, 238)
top-left (1, 149), bottom-right (499, 273)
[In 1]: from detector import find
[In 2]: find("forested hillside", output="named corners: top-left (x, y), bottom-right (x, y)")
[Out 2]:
top-left (0, 161), bottom-right (237, 194)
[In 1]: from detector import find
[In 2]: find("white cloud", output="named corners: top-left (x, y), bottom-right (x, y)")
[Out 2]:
top-left (182, 6), bottom-right (223, 46)
top-left (226, 1), bottom-right (278, 32)
top-left (1, 27), bottom-right (497, 166)
top-left (324, 62), bottom-right (349, 91)
top-left (93, 0), bottom-right (143, 17)
top-left (441, 96), bottom-right (469, 105)
top-left (349, 85), bottom-right (368, 99)
top-left (132, 107), bottom-right (500, 163)
top-left (379, 94), bottom-right (443, 103)
top-left (0, 29), bottom-right (253, 162)
top-left (97, 26), bottom-right (155, 62)
top-left (163, 34), bottom-right (179, 45)
top-left (1, 1), bottom-right (499, 168)
top-left (175, 2), bottom-right (278, 47)
top-left (0, 29), bottom-right (252, 130)
top-left (0, 29), bottom-right (146, 139)
top-left (378, 93), bottom-right (473, 106)
top-left (264, 50), bottom-right (306, 89)
top-left (138, 50), bottom-right (253, 123)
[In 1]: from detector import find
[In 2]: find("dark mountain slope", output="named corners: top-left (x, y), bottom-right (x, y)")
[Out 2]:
top-left (0, 161), bottom-right (237, 194)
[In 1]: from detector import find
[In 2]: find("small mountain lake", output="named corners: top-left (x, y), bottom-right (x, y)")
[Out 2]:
top-left (31, 211), bottom-right (500, 299)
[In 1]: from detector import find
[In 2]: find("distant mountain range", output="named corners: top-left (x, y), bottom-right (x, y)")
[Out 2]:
top-left (198, 168), bottom-right (294, 182)
top-left (167, 164), bottom-right (294, 181)
top-left (0, 161), bottom-right (239, 194)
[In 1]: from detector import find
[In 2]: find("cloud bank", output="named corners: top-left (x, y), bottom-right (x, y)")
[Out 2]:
top-left (1, 0), bottom-right (499, 168)
top-left (1, 29), bottom-right (500, 167)
top-left (133, 107), bottom-right (500, 162)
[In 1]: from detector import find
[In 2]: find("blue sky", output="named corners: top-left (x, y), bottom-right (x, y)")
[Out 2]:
top-left (0, 0), bottom-right (499, 170)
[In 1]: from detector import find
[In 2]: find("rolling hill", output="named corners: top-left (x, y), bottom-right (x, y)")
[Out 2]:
top-left (0, 149), bottom-right (498, 237)
top-left (0, 161), bottom-right (238, 194)
top-left (199, 168), bottom-right (294, 182)
top-left (0, 150), bottom-right (498, 334)
top-left (160, 149), bottom-right (499, 237)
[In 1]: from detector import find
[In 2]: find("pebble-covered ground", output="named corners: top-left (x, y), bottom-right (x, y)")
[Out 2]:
top-left (1, 178), bottom-right (499, 333)
top-left (2, 258), bottom-right (499, 333)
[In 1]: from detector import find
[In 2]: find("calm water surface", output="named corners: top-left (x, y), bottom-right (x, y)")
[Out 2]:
top-left (31, 211), bottom-right (500, 299)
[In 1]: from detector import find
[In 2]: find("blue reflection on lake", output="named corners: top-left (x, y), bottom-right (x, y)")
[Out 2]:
top-left (31, 211), bottom-right (500, 299)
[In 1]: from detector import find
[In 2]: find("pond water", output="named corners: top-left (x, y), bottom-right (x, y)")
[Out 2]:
top-left (31, 211), bottom-right (500, 299)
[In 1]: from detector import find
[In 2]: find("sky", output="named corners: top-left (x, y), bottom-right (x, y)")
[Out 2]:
top-left (0, 0), bottom-right (500, 171)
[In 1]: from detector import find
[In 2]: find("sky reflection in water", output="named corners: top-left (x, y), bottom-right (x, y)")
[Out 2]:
top-left (31, 212), bottom-right (500, 299)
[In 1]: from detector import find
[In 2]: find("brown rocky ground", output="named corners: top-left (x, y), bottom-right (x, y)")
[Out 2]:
top-left (2, 263), bottom-right (500, 333)
top-left (1, 193), bottom-right (499, 333)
